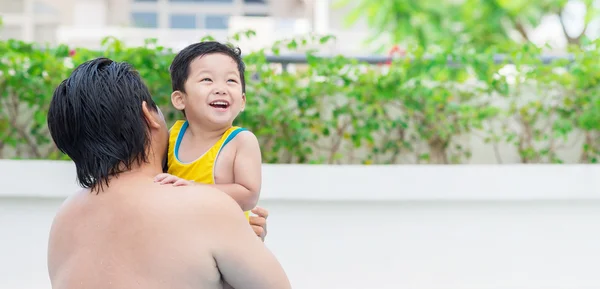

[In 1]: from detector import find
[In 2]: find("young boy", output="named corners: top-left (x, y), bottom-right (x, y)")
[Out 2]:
top-left (155, 41), bottom-right (262, 219)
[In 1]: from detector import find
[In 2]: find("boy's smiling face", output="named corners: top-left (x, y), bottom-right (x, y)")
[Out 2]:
top-left (171, 52), bottom-right (245, 129)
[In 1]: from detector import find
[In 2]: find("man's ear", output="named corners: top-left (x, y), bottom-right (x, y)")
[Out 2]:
top-left (141, 101), bottom-right (161, 129)
top-left (171, 90), bottom-right (186, 112)
top-left (241, 93), bottom-right (246, 112)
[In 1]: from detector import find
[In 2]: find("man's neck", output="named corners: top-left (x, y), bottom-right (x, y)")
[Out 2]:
top-left (124, 163), bottom-right (164, 179)
top-left (111, 155), bottom-right (165, 182)
top-left (111, 150), bottom-right (163, 178)
top-left (91, 162), bottom-right (164, 195)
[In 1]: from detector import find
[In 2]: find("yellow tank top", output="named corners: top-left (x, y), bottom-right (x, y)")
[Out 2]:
top-left (167, 120), bottom-right (250, 220)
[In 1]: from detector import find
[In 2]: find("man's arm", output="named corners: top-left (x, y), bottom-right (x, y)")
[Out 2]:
top-left (210, 131), bottom-right (262, 211)
top-left (197, 189), bottom-right (291, 289)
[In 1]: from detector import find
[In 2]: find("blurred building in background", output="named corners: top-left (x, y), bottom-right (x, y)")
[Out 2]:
top-left (0, 0), bottom-right (61, 44)
top-left (0, 0), bottom-right (376, 54)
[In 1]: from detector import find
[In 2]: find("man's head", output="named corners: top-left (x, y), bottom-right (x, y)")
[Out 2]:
top-left (47, 57), bottom-right (168, 192)
top-left (169, 41), bottom-right (246, 128)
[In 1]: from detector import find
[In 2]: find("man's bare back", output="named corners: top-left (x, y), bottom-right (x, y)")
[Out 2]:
top-left (46, 57), bottom-right (290, 289)
top-left (48, 174), bottom-right (289, 289)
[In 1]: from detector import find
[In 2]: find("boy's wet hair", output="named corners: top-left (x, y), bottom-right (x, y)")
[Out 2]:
top-left (169, 41), bottom-right (246, 94)
top-left (47, 58), bottom-right (159, 193)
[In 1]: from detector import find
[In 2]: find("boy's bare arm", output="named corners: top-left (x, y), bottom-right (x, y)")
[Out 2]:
top-left (210, 131), bottom-right (262, 211)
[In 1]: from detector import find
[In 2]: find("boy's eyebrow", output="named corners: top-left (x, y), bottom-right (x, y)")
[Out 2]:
top-left (195, 68), bottom-right (212, 75)
top-left (195, 69), bottom-right (240, 76)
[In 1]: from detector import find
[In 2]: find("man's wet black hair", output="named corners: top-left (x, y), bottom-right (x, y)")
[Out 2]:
top-left (169, 41), bottom-right (246, 94)
top-left (47, 57), bottom-right (159, 193)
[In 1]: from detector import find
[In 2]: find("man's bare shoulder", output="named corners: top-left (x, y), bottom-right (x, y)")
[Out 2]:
top-left (152, 184), bottom-right (246, 221)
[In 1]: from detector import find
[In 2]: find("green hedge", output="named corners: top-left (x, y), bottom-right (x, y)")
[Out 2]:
top-left (0, 32), bottom-right (599, 164)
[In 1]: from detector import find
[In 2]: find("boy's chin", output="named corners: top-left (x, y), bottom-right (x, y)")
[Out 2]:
top-left (206, 117), bottom-right (236, 128)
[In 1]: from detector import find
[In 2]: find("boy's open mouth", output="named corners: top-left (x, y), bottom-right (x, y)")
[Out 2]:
top-left (209, 100), bottom-right (230, 109)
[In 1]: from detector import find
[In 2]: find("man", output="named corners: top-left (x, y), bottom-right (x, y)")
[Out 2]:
top-left (46, 58), bottom-right (291, 289)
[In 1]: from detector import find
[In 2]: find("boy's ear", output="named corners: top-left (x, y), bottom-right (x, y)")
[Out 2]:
top-left (171, 90), bottom-right (186, 111)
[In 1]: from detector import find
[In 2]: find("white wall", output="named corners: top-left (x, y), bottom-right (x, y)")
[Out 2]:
top-left (1, 160), bottom-right (600, 289)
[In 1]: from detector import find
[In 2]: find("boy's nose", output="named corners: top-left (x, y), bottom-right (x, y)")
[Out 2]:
top-left (214, 88), bottom-right (227, 95)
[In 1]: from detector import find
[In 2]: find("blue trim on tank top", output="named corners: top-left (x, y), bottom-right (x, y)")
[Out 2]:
top-left (174, 121), bottom-right (189, 161)
top-left (223, 127), bottom-right (248, 147)
top-left (175, 123), bottom-right (247, 161)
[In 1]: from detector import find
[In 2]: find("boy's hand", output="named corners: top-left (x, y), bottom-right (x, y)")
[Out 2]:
top-left (154, 173), bottom-right (195, 187)
top-left (250, 206), bottom-right (269, 242)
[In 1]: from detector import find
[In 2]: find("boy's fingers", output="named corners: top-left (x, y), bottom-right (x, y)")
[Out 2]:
top-left (252, 225), bottom-right (265, 240)
top-left (155, 173), bottom-right (194, 187)
top-left (249, 215), bottom-right (266, 227)
top-left (251, 206), bottom-right (269, 219)
top-left (160, 176), bottom-right (178, 184)
top-left (173, 179), bottom-right (190, 186)
top-left (154, 173), bottom-right (170, 182)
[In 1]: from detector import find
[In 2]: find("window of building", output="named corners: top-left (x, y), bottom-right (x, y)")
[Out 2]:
top-left (205, 15), bottom-right (229, 29)
top-left (34, 1), bottom-right (58, 14)
top-left (244, 12), bottom-right (269, 17)
top-left (131, 12), bottom-right (158, 28)
top-left (170, 13), bottom-right (197, 29)
top-left (0, 0), bottom-right (25, 13)
top-left (169, 0), bottom-right (233, 3)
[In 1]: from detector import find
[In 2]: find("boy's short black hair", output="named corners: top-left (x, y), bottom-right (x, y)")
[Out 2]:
top-left (47, 57), bottom-right (159, 193)
top-left (169, 41), bottom-right (246, 94)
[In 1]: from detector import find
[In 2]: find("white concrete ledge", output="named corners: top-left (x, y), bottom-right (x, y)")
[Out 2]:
top-left (1, 159), bottom-right (599, 201)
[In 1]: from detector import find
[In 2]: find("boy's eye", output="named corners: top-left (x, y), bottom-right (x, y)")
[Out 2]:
top-left (201, 78), bottom-right (212, 82)
top-left (228, 79), bottom-right (238, 83)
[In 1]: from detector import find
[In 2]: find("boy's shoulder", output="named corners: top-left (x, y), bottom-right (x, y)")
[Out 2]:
top-left (231, 128), bottom-right (260, 149)
top-left (232, 127), bottom-right (256, 138)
